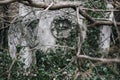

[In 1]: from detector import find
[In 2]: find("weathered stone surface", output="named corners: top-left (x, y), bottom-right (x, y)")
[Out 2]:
top-left (8, 0), bottom-right (79, 70)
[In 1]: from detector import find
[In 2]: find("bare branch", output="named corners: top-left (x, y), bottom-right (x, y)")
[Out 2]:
top-left (77, 55), bottom-right (120, 63)
top-left (87, 21), bottom-right (120, 27)
top-left (78, 8), bottom-right (95, 22)
top-left (0, 0), bottom-right (15, 5)
top-left (81, 8), bottom-right (120, 12)
top-left (20, 1), bottom-right (82, 9)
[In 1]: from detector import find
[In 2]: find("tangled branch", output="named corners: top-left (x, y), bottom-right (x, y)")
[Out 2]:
top-left (1, 0), bottom-right (120, 27)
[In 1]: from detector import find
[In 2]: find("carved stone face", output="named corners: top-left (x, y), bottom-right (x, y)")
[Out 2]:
top-left (8, 3), bottom-right (79, 69)
top-left (36, 10), bottom-right (78, 52)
